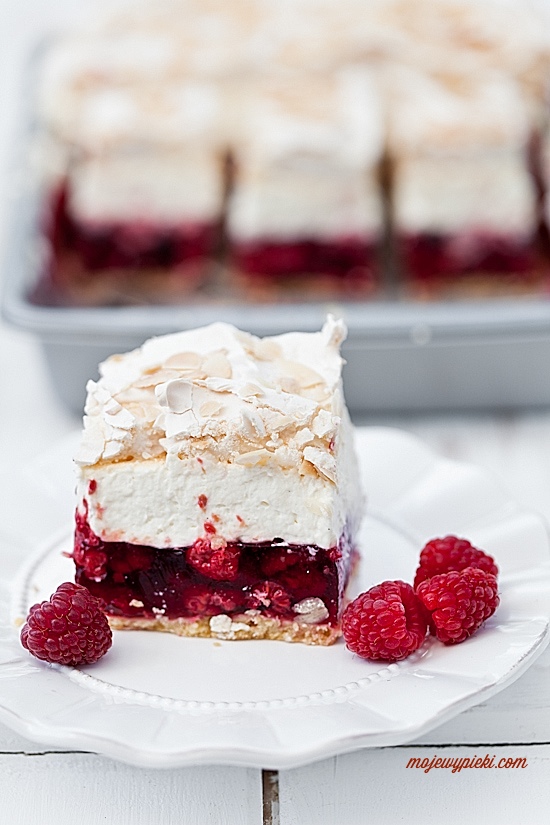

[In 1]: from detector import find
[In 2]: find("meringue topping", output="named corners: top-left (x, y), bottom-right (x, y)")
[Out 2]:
top-left (75, 316), bottom-right (347, 485)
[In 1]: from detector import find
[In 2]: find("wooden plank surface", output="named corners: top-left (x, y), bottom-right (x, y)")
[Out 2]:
top-left (0, 750), bottom-right (262, 825)
top-left (278, 745), bottom-right (550, 825)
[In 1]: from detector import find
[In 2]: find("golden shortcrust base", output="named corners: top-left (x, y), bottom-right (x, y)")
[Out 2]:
top-left (108, 609), bottom-right (340, 646)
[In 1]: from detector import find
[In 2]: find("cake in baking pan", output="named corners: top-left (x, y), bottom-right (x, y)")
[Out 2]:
top-left (33, 0), bottom-right (550, 305)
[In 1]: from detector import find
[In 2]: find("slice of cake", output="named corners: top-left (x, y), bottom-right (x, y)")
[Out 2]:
top-left (73, 317), bottom-right (364, 645)
top-left (383, 64), bottom-right (543, 297)
top-left (227, 68), bottom-right (383, 299)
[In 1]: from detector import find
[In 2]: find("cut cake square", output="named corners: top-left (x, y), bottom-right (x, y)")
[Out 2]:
top-left (73, 317), bottom-right (364, 645)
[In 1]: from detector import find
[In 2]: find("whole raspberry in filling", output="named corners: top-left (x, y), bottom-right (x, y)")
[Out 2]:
top-left (73, 508), bottom-right (108, 581)
top-left (342, 580), bottom-right (429, 662)
top-left (186, 538), bottom-right (240, 581)
top-left (414, 535), bottom-right (499, 589)
top-left (416, 567), bottom-right (499, 645)
top-left (245, 581), bottom-right (292, 614)
top-left (73, 515), bottom-right (343, 624)
top-left (20, 582), bottom-right (112, 666)
top-left (183, 585), bottom-right (241, 616)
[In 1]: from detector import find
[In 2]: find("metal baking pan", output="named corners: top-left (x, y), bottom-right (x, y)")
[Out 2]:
top-left (4, 172), bottom-right (550, 417)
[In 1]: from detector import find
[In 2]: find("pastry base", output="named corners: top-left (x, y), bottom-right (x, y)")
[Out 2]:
top-left (108, 609), bottom-right (341, 646)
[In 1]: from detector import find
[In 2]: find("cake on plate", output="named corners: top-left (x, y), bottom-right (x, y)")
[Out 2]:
top-left (72, 317), bottom-right (364, 644)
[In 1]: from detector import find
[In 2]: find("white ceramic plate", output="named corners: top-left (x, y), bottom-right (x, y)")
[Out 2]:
top-left (0, 427), bottom-right (549, 769)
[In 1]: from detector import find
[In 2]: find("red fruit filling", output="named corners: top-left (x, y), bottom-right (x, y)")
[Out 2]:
top-left (401, 231), bottom-right (537, 285)
top-left (186, 538), bottom-right (241, 581)
top-left (73, 514), bottom-right (354, 625)
top-left (49, 185), bottom-right (216, 273)
top-left (31, 184), bottom-right (216, 306)
top-left (233, 238), bottom-right (377, 284)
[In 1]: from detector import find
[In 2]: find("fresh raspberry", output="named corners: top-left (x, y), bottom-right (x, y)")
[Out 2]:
top-left (186, 538), bottom-right (240, 581)
top-left (342, 580), bottom-right (428, 662)
top-left (416, 567), bottom-right (499, 645)
top-left (20, 582), bottom-right (112, 666)
top-left (245, 581), bottom-right (292, 613)
top-left (414, 535), bottom-right (498, 589)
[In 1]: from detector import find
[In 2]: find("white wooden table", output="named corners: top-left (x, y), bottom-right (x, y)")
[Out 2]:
top-left (1, 3), bottom-right (549, 822)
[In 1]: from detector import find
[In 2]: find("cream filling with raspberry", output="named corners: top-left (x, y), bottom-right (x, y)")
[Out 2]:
top-left (79, 445), bottom-right (355, 549)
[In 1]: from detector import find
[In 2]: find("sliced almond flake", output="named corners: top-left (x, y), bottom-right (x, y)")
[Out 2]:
top-left (234, 449), bottom-right (272, 466)
top-left (279, 376), bottom-right (300, 395)
top-left (200, 400), bottom-right (223, 417)
top-left (276, 359), bottom-right (325, 389)
top-left (241, 408), bottom-right (266, 438)
top-left (134, 369), bottom-right (184, 388)
top-left (128, 402), bottom-right (159, 421)
top-left (261, 410), bottom-right (294, 433)
top-left (142, 363), bottom-right (164, 375)
top-left (104, 398), bottom-right (122, 415)
top-left (203, 351), bottom-right (232, 379)
top-left (205, 377), bottom-right (234, 393)
top-left (132, 375), bottom-right (168, 389)
top-left (164, 351), bottom-right (203, 370)
top-left (303, 446), bottom-right (336, 483)
top-left (253, 339), bottom-right (281, 361)
top-left (237, 382), bottom-right (263, 398)
top-left (304, 385), bottom-right (331, 403)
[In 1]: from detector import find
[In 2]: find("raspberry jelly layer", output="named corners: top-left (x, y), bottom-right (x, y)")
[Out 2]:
top-left (233, 237), bottom-right (377, 283)
top-left (73, 514), bottom-right (354, 626)
top-left (47, 185), bottom-right (217, 276)
top-left (401, 231), bottom-right (537, 284)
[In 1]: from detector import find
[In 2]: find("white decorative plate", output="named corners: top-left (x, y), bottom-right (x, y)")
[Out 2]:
top-left (0, 427), bottom-right (549, 769)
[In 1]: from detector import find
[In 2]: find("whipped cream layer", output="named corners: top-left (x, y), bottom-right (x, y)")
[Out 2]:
top-left (75, 318), bottom-right (364, 549)
top-left (69, 149), bottom-right (223, 224)
top-left (394, 151), bottom-right (535, 235)
top-left (229, 167), bottom-right (382, 241)
top-left (229, 68), bottom-right (383, 240)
